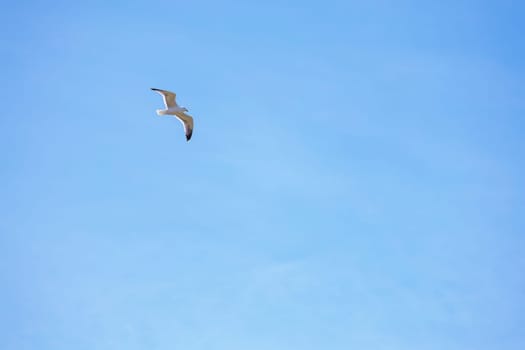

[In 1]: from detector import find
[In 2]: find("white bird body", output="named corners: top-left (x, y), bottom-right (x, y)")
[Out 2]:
top-left (151, 88), bottom-right (194, 141)
top-left (156, 106), bottom-right (187, 115)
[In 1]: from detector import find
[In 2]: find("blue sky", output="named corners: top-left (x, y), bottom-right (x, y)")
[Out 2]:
top-left (1, 0), bottom-right (524, 349)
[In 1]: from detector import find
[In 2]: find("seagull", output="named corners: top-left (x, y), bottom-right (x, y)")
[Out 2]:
top-left (151, 88), bottom-right (194, 142)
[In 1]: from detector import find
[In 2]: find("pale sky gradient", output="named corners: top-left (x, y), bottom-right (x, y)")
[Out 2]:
top-left (1, 1), bottom-right (524, 349)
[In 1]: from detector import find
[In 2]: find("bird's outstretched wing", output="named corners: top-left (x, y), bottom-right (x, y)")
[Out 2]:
top-left (151, 88), bottom-right (178, 109)
top-left (174, 111), bottom-right (194, 142)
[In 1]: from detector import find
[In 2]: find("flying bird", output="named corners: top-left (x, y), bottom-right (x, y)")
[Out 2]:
top-left (151, 88), bottom-right (194, 141)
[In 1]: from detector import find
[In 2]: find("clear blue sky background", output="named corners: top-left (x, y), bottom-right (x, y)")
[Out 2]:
top-left (1, 0), bottom-right (524, 349)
